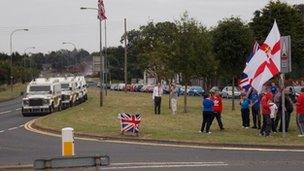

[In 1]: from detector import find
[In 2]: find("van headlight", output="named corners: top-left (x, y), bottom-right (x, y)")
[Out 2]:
top-left (43, 99), bottom-right (50, 105)
top-left (23, 100), bottom-right (29, 106)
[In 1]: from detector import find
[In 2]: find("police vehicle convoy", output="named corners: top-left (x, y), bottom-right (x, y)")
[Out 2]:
top-left (22, 76), bottom-right (87, 116)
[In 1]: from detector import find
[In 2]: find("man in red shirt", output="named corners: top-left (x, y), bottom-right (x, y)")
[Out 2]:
top-left (260, 92), bottom-right (273, 136)
top-left (296, 88), bottom-right (304, 137)
top-left (211, 89), bottom-right (224, 130)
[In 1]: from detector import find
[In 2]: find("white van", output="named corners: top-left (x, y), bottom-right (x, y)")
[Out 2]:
top-left (75, 76), bottom-right (88, 102)
top-left (52, 77), bottom-right (77, 108)
top-left (22, 78), bottom-right (62, 116)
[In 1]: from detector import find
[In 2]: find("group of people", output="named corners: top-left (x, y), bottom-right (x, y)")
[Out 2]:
top-left (152, 82), bottom-right (304, 137)
top-left (200, 88), bottom-right (224, 134)
top-left (152, 82), bottom-right (178, 115)
top-left (240, 83), bottom-right (304, 137)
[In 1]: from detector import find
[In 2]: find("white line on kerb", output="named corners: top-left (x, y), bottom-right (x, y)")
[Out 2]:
top-left (15, 108), bottom-right (22, 111)
top-left (111, 161), bottom-right (226, 166)
top-left (0, 110), bottom-right (11, 115)
top-left (7, 127), bottom-right (18, 131)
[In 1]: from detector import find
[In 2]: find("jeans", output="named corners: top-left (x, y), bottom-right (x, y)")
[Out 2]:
top-left (261, 115), bottom-right (271, 136)
top-left (296, 114), bottom-right (304, 135)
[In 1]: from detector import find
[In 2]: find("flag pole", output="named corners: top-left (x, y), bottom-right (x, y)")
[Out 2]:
top-left (99, 19), bottom-right (104, 107)
top-left (124, 18), bottom-right (128, 93)
top-left (104, 20), bottom-right (108, 96)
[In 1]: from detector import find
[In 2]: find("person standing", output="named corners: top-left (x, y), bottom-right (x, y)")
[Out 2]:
top-left (240, 94), bottom-right (250, 128)
top-left (296, 88), bottom-right (304, 137)
top-left (211, 89), bottom-right (224, 130)
top-left (260, 92), bottom-right (273, 136)
top-left (249, 90), bottom-right (261, 129)
top-left (200, 94), bottom-right (214, 134)
top-left (277, 91), bottom-right (293, 132)
top-left (269, 100), bottom-right (278, 133)
top-left (170, 83), bottom-right (178, 115)
top-left (271, 82), bottom-right (278, 95)
top-left (152, 83), bottom-right (163, 114)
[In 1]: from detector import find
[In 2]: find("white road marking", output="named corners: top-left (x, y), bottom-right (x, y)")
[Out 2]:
top-left (24, 119), bottom-right (304, 153)
top-left (0, 130), bottom-right (4, 133)
top-left (111, 161), bottom-right (226, 166)
top-left (7, 127), bottom-right (18, 131)
top-left (16, 108), bottom-right (22, 111)
top-left (103, 162), bottom-right (228, 170)
top-left (19, 124), bottom-right (24, 128)
top-left (0, 110), bottom-right (11, 115)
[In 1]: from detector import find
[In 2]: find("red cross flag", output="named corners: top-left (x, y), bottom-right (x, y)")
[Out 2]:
top-left (98, 0), bottom-right (107, 20)
top-left (243, 21), bottom-right (281, 93)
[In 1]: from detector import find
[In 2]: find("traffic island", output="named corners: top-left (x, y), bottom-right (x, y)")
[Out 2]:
top-left (33, 88), bottom-right (304, 148)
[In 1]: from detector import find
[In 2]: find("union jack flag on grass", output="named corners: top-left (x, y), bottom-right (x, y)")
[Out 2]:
top-left (118, 113), bottom-right (141, 134)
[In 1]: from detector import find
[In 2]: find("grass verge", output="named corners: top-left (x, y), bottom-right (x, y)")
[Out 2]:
top-left (0, 83), bottom-right (26, 102)
top-left (36, 88), bottom-right (304, 146)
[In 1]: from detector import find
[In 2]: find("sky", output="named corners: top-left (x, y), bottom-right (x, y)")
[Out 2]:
top-left (0, 0), bottom-right (302, 54)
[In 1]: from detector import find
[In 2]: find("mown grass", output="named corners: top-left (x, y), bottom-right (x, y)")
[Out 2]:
top-left (36, 88), bottom-right (304, 146)
top-left (0, 83), bottom-right (26, 102)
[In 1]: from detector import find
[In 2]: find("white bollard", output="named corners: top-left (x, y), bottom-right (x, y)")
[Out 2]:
top-left (61, 127), bottom-right (75, 156)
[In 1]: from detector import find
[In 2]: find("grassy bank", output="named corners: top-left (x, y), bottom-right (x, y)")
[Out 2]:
top-left (36, 88), bottom-right (304, 146)
top-left (0, 83), bottom-right (26, 102)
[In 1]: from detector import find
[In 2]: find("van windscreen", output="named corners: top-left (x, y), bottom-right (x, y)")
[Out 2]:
top-left (29, 86), bottom-right (51, 92)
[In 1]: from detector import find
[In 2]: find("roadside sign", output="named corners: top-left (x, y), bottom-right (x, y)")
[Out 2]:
top-left (280, 36), bottom-right (291, 73)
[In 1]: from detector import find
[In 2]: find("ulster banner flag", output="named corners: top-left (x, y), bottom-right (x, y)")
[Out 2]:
top-left (244, 21), bottom-right (281, 93)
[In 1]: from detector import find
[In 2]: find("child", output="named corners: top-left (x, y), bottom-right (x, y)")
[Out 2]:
top-left (200, 94), bottom-right (214, 134)
top-left (240, 94), bottom-right (250, 128)
top-left (269, 100), bottom-right (278, 133)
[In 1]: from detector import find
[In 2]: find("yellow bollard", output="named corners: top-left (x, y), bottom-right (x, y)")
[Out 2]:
top-left (61, 127), bottom-right (74, 156)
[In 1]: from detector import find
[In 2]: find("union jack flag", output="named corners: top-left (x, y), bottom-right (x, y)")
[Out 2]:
top-left (118, 113), bottom-right (141, 134)
top-left (98, 0), bottom-right (107, 20)
top-left (239, 41), bottom-right (259, 92)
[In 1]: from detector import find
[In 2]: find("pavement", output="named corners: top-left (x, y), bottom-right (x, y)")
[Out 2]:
top-left (0, 98), bottom-right (304, 171)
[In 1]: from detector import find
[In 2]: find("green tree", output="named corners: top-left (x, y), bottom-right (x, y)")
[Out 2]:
top-left (172, 13), bottom-right (216, 112)
top-left (212, 17), bottom-right (253, 110)
top-left (250, 1), bottom-right (304, 78)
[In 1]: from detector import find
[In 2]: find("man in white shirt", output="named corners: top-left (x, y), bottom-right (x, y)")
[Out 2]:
top-left (152, 83), bottom-right (163, 114)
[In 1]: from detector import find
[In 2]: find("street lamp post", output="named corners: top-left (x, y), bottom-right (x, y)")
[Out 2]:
top-left (10, 28), bottom-right (29, 91)
top-left (62, 42), bottom-right (77, 74)
top-left (23, 46), bottom-right (35, 82)
top-left (80, 7), bottom-right (105, 107)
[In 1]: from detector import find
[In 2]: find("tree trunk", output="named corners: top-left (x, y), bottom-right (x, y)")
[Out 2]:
top-left (232, 76), bottom-right (235, 111)
top-left (168, 79), bottom-right (171, 109)
top-left (184, 83), bottom-right (188, 113)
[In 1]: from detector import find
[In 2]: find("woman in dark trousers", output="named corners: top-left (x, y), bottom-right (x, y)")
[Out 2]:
top-left (275, 92), bottom-right (293, 132)
top-left (200, 94), bottom-right (214, 134)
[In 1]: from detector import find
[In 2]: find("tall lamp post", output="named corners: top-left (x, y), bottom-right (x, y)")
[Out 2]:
top-left (10, 28), bottom-right (29, 91)
top-left (62, 42), bottom-right (77, 74)
top-left (80, 6), bottom-right (105, 107)
top-left (23, 46), bottom-right (35, 82)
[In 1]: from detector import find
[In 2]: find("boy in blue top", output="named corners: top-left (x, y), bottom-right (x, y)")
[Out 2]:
top-left (200, 94), bottom-right (214, 134)
top-left (249, 90), bottom-right (261, 129)
top-left (240, 94), bottom-right (250, 128)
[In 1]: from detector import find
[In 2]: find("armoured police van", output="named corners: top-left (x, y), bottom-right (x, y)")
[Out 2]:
top-left (22, 78), bottom-right (62, 116)
top-left (75, 76), bottom-right (88, 103)
top-left (52, 77), bottom-right (77, 108)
